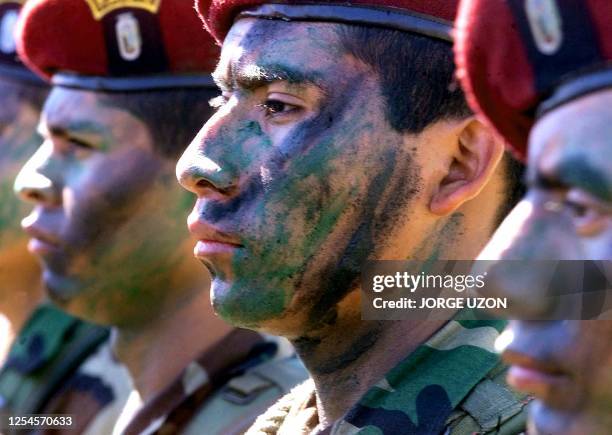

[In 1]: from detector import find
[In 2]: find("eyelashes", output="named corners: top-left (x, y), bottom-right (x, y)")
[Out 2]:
top-left (208, 94), bottom-right (302, 123)
top-left (258, 100), bottom-right (298, 118)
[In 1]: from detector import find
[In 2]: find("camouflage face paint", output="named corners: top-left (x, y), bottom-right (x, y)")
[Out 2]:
top-left (482, 90), bottom-right (612, 435)
top-left (179, 20), bottom-right (441, 335)
top-left (15, 87), bottom-right (196, 326)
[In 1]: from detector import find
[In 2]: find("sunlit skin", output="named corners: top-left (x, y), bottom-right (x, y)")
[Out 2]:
top-left (480, 89), bottom-right (612, 435)
top-left (177, 18), bottom-right (509, 425)
top-left (15, 87), bottom-right (231, 401)
top-left (0, 75), bottom-right (45, 363)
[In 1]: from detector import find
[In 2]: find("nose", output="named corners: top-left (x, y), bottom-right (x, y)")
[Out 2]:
top-left (477, 193), bottom-right (583, 318)
top-left (14, 141), bottom-right (61, 207)
top-left (176, 125), bottom-right (239, 197)
top-left (480, 193), bottom-right (582, 261)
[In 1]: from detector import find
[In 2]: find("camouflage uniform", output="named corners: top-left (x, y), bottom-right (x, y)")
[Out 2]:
top-left (122, 328), bottom-right (308, 435)
top-left (0, 304), bottom-right (131, 434)
top-left (247, 312), bottom-right (530, 435)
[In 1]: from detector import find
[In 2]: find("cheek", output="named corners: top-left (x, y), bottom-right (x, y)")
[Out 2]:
top-left (579, 226), bottom-right (612, 260)
top-left (577, 323), bottom-right (612, 400)
top-left (64, 154), bottom-right (163, 243)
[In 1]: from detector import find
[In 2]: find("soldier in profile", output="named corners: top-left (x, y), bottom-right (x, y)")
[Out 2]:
top-left (0, 3), bottom-right (122, 431)
top-left (178, 0), bottom-right (528, 433)
top-left (456, 0), bottom-right (612, 433)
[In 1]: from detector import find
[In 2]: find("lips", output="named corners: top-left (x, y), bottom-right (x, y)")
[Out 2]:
top-left (21, 211), bottom-right (63, 257)
top-left (503, 350), bottom-right (574, 408)
top-left (187, 211), bottom-right (243, 261)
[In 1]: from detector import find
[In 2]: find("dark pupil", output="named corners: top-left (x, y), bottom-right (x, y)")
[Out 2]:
top-left (566, 200), bottom-right (587, 217)
top-left (267, 100), bottom-right (285, 113)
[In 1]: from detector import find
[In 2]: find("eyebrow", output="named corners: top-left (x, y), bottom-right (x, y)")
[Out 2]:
top-left (556, 158), bottom-right (612, 202)
top-left (530, 159), bottom-right (612, 202)
top-left (527, 172), bottom-right (567, 197)
top-left (39, 118), bottom-right (110, 149)
top-left (214, 61), bottom-right (326, 93)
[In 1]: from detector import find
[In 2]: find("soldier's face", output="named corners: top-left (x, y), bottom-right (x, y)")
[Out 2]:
top-left (480, 90), bottom-right (612, 434)
top-left (0, 76), bottom-right (43, 253)
top-left (177, 19), bottom-right (475, 335)
top-left (15, 87), bottom-right (194, 326)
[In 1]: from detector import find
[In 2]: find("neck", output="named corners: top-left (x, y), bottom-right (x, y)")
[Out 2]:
top-left (113, 281), bottom-right (233, 402)
top-left (291, 291), bottom-right (445, 428)
top-left (0, 242), bottom-right (43, 364)
top-left (289, 184), bottom-right (506, 427)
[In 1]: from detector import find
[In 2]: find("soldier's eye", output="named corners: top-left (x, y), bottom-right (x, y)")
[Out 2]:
top-left (69, 137), bottom-right (95, 150)
top-left (565, 190), bottom-right (612, 237)
top-left (260, 99), bottom-right (295, 116)
top-left (564, 199), bottom-right (588, 217)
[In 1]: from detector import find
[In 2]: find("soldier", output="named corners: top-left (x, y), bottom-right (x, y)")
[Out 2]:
top-left (178, 0), bottom-right (528, 433)
top-left (456, 0), bottom-right (612, 434)
top-left (14, 0), bottom-right (306, 433)
top-left (0, 2), bottom-right (122, 431)
top-left (0, 0), bottom-right (45, 365)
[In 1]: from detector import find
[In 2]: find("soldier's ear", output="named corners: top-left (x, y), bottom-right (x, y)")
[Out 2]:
top-left (429, 117), bottom-right (504, 215)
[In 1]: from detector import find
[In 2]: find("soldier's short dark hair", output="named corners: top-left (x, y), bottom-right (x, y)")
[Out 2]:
top-left (337, 25), bottom-right (471, 133)
top-left (17, 81), bottom-right (49, 111)
top-left (101, 88), bottom-right (217, 159)
top-left (338, 25), bottom-right (525, 224)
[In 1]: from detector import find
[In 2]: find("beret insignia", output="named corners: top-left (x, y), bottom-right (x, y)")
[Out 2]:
top-left (84, 0), bottom-right (161, 20)
top-left (525, 0), bottom-right (563, 55)
top-left (115, 12), bottom-right (141, 61)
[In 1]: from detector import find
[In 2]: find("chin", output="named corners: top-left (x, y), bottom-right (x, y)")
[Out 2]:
top-left (530, 401), bottom-right (611, 435)
top-left (43, 269), bottom-right (84, 302)
top-left (210, 279), bottom-right (288, 331)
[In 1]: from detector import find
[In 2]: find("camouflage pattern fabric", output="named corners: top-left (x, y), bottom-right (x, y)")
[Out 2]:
top-left (247, 311), bottom-right (529, 435)
top-left (36, 339), bottom-right (133, 435)
top-left (123, 328), bottom-right (308, 435)
top-left (0, 303), bottom-right (118, 434)
top-left (0, 304), bottom-right (109, 414)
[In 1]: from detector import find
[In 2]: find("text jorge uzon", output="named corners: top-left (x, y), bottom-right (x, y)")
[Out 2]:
top-left (372, 297), bottom-right (508, 310)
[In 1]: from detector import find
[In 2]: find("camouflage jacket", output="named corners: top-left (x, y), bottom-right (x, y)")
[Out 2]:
top-left (0, 303), bottom-right (129, 434)
top-left (247, 313), bottom-right (530, 435)
top-left (122, 328), bottom-right (308, 435)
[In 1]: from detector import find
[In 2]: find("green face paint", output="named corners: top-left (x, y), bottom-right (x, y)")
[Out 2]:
top-left (15, 87), bottom-right (198, 326)
top-left (480, 90), bottom-right (612, 435)
top-left (178, 20), bottom-right (440, 333)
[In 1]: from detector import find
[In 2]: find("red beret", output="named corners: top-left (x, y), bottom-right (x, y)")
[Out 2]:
top-left (16, 0), bottom-right (219, 91)
top-left (456, 0), bottom-right (612, 160)
top-left (196, 0), bottom-right (459, 45)
top-left (0, 0), bottom-right (43, 84)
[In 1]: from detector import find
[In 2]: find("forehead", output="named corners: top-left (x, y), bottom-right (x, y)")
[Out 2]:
top-left (43, 87), bottom-right (141, 133)
top-left (218, 18), bottom-right (352, 84)
top-left (529, 89), bottom-right (612, 200)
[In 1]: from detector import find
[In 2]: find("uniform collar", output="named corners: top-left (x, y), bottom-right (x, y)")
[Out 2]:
top-left (333, 312), bottom-right (506, 433)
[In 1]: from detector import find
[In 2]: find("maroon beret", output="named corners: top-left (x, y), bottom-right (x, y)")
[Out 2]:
top-left (196, 0), bottom-right (459, 45)
top-left (456, 0), bottom-right (612, 160)
top-left (0, 0), bottom-right (42, 84)
top-left (16, 0), bottom-right (219, 91)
